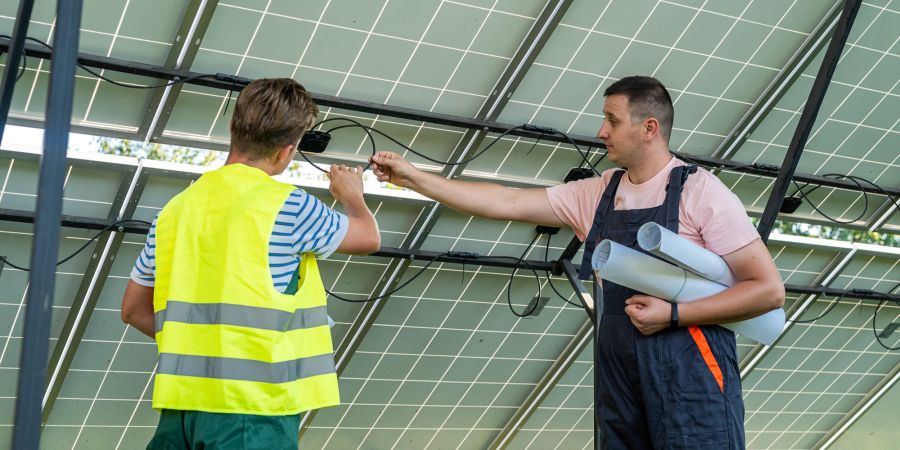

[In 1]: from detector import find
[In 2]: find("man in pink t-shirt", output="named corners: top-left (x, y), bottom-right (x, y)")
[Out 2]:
top-left (370, 76), bottom-right (784, 449)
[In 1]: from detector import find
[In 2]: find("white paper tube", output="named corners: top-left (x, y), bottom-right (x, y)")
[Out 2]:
top-left (592, 239), bottom-right (784, 345)
top-left (637, 222), bottom-right (737, 286)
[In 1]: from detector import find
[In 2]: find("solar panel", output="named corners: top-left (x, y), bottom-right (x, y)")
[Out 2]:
top-left (0, 0), bottom-right (897, 447)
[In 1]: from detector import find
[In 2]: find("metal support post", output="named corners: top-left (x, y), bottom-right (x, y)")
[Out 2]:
top-left (11, 0), bottom-right (83, 448)
top-left (756, 0), bottom-right (863, 242)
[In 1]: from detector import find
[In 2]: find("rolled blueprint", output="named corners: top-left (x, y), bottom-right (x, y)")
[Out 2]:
top-left (592, 239), bottom-right (784, 345)
top-left (637, 222), bottom-right (737, 286)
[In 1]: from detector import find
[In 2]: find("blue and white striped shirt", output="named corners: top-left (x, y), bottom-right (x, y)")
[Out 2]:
top-left (130, 189), bottom-right (348, 294)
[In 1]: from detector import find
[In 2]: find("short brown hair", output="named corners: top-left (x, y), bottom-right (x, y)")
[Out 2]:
top-left (604, 76), bottom-right (674, 142)
top-left (230, 78), bottom-right (319, 160)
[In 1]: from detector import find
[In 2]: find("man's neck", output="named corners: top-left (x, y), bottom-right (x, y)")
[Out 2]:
top-left (225, 152), bottom-right (277, 175)
top-left (626, 147), bottom-right (673, 185)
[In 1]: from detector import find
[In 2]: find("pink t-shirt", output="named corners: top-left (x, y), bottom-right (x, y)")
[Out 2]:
top-left (547, 157), bottom-right (759, 256)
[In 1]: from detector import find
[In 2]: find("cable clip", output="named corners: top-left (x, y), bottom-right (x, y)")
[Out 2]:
top-left (522, 123), bottom-right (557, 134)
top-left (447, 251), bottom-right (479, 259)
top-left (215, 73), bottom-right (252, 86)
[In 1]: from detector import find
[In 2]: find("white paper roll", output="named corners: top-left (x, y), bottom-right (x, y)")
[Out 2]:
top-left (637, 222), bottom-right (737, 286)
top-left (592, 239), bottom-right (784, 345)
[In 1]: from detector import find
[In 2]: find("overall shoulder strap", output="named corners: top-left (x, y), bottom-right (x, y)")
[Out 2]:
top-left (578, 170), bottom-right (626, 280)
top-left (663, 165), bottom-right (697, 232)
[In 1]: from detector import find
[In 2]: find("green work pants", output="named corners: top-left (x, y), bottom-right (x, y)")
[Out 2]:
top-left (147, 409), bottom-right (301, 450)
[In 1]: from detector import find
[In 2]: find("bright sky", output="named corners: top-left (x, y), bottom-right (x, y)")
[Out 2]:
top-left (0, 124), bottom-right (428, 202)
top-left (1, 124), bottom-right (94, 152)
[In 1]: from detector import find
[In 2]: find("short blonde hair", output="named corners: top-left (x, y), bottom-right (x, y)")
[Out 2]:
top-left (229, 78), bottom-right (318, 160)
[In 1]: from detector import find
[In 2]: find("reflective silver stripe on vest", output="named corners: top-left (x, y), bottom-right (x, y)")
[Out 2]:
top-left (154, 301), bottom-right (328, 334)
top-left (157, 352), bottom-right (336, 384)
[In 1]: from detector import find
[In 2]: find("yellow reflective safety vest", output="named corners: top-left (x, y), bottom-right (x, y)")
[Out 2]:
top-left (152, 163), bottom-right (339, 415)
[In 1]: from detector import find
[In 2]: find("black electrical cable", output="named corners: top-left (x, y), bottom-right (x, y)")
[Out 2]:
top-left (502, 234), bottom-right (545, 318)
top-left (838, 174), bottom-right (900, 211)
top-left (6, 35), bottom-right (220, 90)
top-left (314, 117), bottom-right (526, 167)
top-left (872, 282), bottom-right (900, 351)
top-left (301, 118), bottom-right (599, 178)
top-left (0, 219), bottom-right (152, 271)
top-left (589, 148), bottom-right (607, 169)
top-left (790, 176), bottom-right (867, 224)
top-left (0, 34), bottom-right (28, 81)
top-left (788, 292), bottom-right (846, 323)
top-left (323, 252), bottom-right (451, 303)
top-left (556, 132), bottom-right (602, 176)
top-left (543, 234), bottom-right (581, 307)
top-left (525, 132), bottom-right (545, 156)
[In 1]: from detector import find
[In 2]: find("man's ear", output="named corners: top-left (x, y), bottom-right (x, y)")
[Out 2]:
top-left (643, 118), bottom-right (660, 142)
top-left (273, 143), bottom-right (295, 164)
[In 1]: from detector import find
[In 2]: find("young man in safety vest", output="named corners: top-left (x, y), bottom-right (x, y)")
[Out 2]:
top-left (369, 76), bottom-right (785, 449)
top-left (121, 78), bottom-right (381, 449)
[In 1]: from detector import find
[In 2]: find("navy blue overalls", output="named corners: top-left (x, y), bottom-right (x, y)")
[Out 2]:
top-left (578, 165), bottom-right (745, 449)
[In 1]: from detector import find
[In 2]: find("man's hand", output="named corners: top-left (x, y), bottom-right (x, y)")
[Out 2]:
top-left (327, 164), bottom-right (364, 203)
top-left (369, 151), bottom-right (418, 189)
top-left (625, 295), bottom-right (672, 336)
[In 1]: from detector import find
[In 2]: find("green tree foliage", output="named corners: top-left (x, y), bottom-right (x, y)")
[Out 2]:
top-left (95, 137), bottom-right (221, 166)
top-left (771, 220), bottom-right (897, 247)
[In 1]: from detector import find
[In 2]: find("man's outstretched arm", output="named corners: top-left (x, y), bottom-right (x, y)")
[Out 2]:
top-left (370, 151), bottom-right (566, 228)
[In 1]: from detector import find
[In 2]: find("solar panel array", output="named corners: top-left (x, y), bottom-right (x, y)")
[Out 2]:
top-left (0, 0), bottom-right (898, 448)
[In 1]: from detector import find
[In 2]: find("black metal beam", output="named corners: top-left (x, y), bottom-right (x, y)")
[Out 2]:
top-left (756, 0), bottom-right (863, 242)
top-left (12, 0), bottom-right (82, 448)
top-left (0, 0), bottom-right (35, 145)
top-left (1, 208), bottom-right (898, 303)
top-left (560, 259), bottom-right (595, 323)
top-left (41, 167), bottom-right (148, 425)
top-left (1, 37), bottom-right (896, 199)
top-left (137, 0), bottom-right (218, 142)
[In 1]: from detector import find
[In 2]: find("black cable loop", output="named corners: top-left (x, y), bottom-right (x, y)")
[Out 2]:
top-left (543, 235), bottom-right (581, 307)
top-left (502, 234), bottom-right (544, 318)
top-left (788, 292), bottom-right (846, 324)
top-left (324, 252), bottom-right (451, 303)
top-left (0, 219), bottom-right (152, 271)
top-left (872, 282), bottom-right (900, 351)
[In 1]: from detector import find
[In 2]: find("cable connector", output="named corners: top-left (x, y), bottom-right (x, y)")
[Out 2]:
top-left (564, 167), bottom-right (595, 183)
top-left (780, 197), bottom-right (803, 214)
top-left (447, 251), bottom-right (480, 259)
top-left (754, 163), bottom-right (780, 172)
top-left (215, 73), bottom-right (252, 86)
top-left (522, 123), bottom-right (557, 134)
top-left (535, 225), bottom-right (560, 235)
top-left (299, 130), bottom-right (331, 153)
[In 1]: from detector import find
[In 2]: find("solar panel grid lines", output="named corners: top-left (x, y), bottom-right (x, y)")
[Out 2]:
top-left (531, 0), bottom-right (665, 179)
top-left (315, 0), bottom-right (456, 169)
top-left (742, 255), bottom-right (899, 448)
top-left (491, 0), bottom-right (614, 178)
top-left (827, 115), bottom-right (900, 224)
top-left (80, 0), bottom-right (132, 123)
top-left (19, 15), bottom-right (54, 115)
top-left (342, 0), bottom-right (481, 160)
top-left (724, 2), bottom-right (898, 173)
top-left (204, 0), bottom-right (273, 138)
top-left (427, 242), bottom-right (573, 449)
top-left (506, 350), bottom-right (593, 450)
top-left (673, 0), bottom-right (799, 153)
top-left (520, 352), bottom-right (593, 450)
top-left (321, 215), bottom-right (494, 448)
